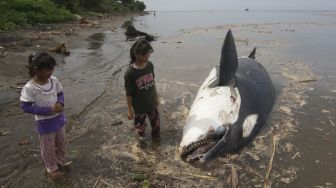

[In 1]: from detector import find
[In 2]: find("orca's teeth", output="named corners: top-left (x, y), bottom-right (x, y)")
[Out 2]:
top-left (181, 136), bottom-right (219, 159)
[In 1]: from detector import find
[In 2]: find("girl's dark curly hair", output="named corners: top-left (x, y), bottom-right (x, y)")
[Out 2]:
top-left (130, 38), bottom-right (153, 64)
top-left (27, 52), bottom-right (56, 77)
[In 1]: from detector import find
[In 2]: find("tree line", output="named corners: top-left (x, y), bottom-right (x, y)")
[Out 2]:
top-left (0, 0), bottom-right (146, 31)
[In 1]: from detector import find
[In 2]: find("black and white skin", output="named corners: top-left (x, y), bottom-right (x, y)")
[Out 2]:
top-left (179, 30), bottom-right (275, 163)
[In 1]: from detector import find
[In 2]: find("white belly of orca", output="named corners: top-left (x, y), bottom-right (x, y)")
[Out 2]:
top-left (180, 67), bottom-right (242, 148)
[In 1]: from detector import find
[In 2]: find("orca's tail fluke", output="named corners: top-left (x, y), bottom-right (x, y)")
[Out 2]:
top-left (248, 47), bottom-right (256, 59)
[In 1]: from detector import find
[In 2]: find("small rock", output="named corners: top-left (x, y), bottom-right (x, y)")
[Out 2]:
top-left (0, 47), bottom-right (7, 58)
top-left (246, 151), bottom-right (260, 161)
top-left (111, 120), bottom-right (123, 126)
top-left (280, 106), bottom-right (292, 114)
top-left (19, 139), bottom-right (30, 145)
top-left (321, 109), bottom-right (330, 114)
top-left (281, 178), bottom-right (291, 184)
top-left (0, 130), bottom-right (10, 136)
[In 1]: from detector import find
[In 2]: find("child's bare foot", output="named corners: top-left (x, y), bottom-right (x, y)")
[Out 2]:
top-left (137, 136), bottom-right (146, 148)
top-left (47, 170), bottom-right (64, 179)
top-left (58, 161), bottom-right (72, 172)
top-left (151, 130), bottom-right (160, 140)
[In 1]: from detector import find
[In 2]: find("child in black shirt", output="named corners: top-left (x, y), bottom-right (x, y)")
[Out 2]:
top-left (124, 39), bottom-right (160, 143)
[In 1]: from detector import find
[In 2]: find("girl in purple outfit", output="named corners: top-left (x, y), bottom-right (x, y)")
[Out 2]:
top-left (20, 52), bottom-right (68, 178)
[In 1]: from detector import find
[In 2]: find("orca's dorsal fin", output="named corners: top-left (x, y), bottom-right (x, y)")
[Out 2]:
top-left (248, 47), bottom-right (256, 59)
top-left (219, 30), bottom-right (238, 86)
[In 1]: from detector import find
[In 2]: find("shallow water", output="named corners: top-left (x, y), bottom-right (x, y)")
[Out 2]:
top-left (133, 11), bottom-right (336, 37)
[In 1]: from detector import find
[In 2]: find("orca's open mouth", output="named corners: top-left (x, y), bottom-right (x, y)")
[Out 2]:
top-left (180, 135), bottom-right (222, 162)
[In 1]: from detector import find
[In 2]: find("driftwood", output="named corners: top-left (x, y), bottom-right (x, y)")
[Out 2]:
top-left (181, 172), bottom-right (215, 181)
top-left (111, 120), bottom-right (123, 126)
top-left (264, 131), bottom-right (278, 188)
top-left (0, 130), bottom-right (10, 136)
top-left (230, 166), bottom-right (239, 188)
top-left (80, 17), bottom-right (99, 25)
top-left (296, 78), bottom-right (317, 83)
top-left (125, 25), bottom-right (155, 41)
top-left (0, 47), bottom-right (7, 58)
top-left (49, 42), bottom-right (70, 55)
top-left (155, 171), bottom-right (191, 182)
top-left (67, 130), bottom-right (89, 143)
top-left (291, 152), bottom-right (301, 160)
top-left (92, 175), bottom-right (102, 188)
top-left (10, 86), bottom-right (23, 89)
top-left (100, 179), bottom-right (114, 187)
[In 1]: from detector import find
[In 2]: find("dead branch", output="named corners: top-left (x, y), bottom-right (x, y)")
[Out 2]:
top-left (100, 179), bottom-right (114, 187)
top-left (264, 133), bottom-right (278, 188)
top-left (93, 175), bottom-right (102, 188)
top-left (181, 172), bottom-right (215, 181)
top-left (240, 163), bottom-right (263, 179)
top-left (155, 170), bottom-right (191, 182)
top-left (230, 166), bottom-right (239, 188)
top-left (291, 152), bottom-right (301, 160)
top-left (67, 130), bottom-right (89, 143)
top-left (296, 78), bottom-right (317, 83)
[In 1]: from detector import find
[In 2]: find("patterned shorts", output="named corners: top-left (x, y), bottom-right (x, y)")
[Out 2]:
top-left (134, 107), bottom-right (160, 137)
top-left (39, 127), bottom-right (66, 172)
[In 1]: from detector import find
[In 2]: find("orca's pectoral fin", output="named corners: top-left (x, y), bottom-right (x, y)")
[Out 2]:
top-left (200, 140), bottom-right (227, 163)
top-left (248, 47), bottom-right (256, 59)
top-left (201, 126), bottom-right (236, 163)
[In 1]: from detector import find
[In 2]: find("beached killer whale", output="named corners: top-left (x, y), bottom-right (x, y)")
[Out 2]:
top-left (179, 30), bottom-right (275, 163)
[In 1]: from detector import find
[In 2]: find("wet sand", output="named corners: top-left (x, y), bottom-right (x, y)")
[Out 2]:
top-left (1, 12), bottom-right (336, 187)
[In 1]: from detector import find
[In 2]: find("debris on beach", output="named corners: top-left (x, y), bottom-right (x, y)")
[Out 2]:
top-left (49, 42), bottom-right (70, 55)
top-left (230, 166), bottom-right (239, 188)
top-left (18, 139), bottom-right (30, 146)
top-left (0, 47), bottom-right (7, 58)
top-left (10, 85), bottom-right (23, 90)
top-left (125, 25), bottom-right (156, 41)
top-left (67, 130), bottom-right (89, 143)
top-left (281, 29), bottom-right (296, 32)
top-left (79, 17), bottom-right (100, 26)
top-left (111, 120), bottom-right (123, 126)
top-left (0, 130), bottom-right (10, 136)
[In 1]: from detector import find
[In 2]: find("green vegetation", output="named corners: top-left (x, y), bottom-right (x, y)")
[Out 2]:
top-left (0, 0), bottom-right (73, 31)
top-left (0, 0), bottom-right (146, 31)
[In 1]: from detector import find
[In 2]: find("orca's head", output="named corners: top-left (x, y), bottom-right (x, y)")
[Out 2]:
top-left (179, 30), bottom-right (241, 162)
top-left (178, 78), bottom-right (241, 162)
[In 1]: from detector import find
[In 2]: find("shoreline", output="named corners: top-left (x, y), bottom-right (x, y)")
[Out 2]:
top-left (0, 13), bottom-right (137, 187)
top-left (0, 14), bottom-right (135, 95)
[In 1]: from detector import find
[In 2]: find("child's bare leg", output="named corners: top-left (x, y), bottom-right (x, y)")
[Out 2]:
top-left (148, 107), bottom-right (160, 138)
top-left (134, 114), bottom-right (147, 137)
top-left (39, 132), bottom-right (63, 177)
top-left (55, 127), bottom-right (66, 166)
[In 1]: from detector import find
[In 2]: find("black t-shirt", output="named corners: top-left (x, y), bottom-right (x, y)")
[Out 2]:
top-left (124, 61), bottom-right (156, 114)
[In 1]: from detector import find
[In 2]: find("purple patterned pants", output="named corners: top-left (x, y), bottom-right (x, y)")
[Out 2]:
top-left (134, 107), bottom-right (160, 137)
top-left (39, 127), bottom-right (66, 172)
